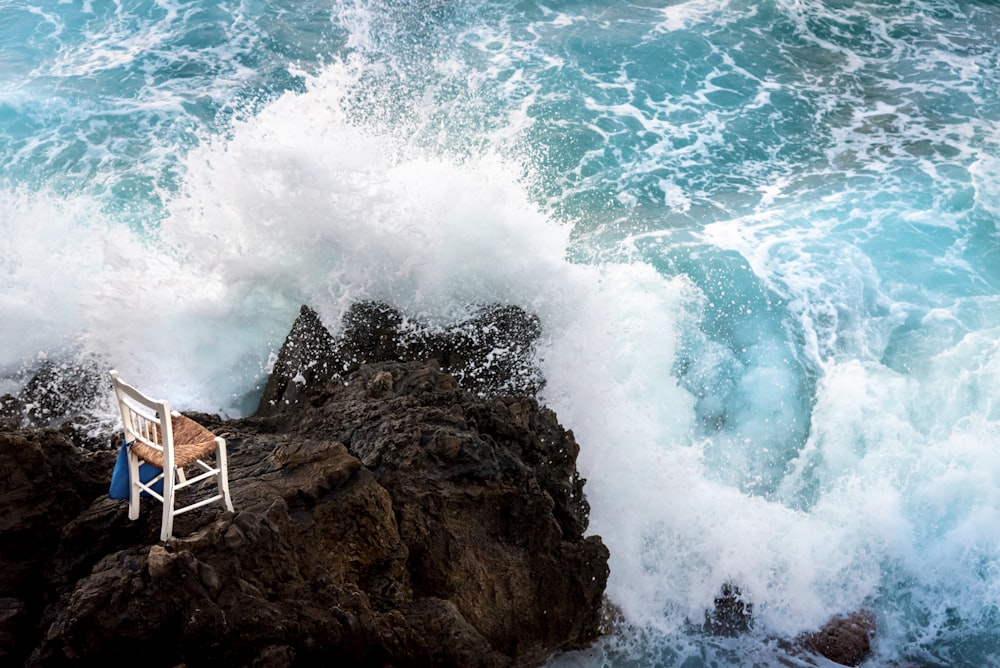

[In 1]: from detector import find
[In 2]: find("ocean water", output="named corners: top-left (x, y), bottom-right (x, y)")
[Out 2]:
top-left (2, 0), bottom-right (999, 665)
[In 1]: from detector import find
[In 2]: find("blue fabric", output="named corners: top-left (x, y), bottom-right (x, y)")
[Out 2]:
top-left (109, 439), bottom-right (164, 499)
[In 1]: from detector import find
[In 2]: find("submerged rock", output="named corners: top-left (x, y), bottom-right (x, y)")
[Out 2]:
top-left (702, 583), bottom-right (875, 667)
top-left (703, 582), bottom-right (754, 636)
top-left (798, 610), bottom-right (876, 667)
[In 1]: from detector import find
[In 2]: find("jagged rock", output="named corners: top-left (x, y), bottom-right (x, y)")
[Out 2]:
top-left (27, 433), bottom-right (439, 666)
top-left (0, 429), bottom-right (113, 665)
top-left (1, 316), bottom-right (606, 667)
top-left (3, 357), bottom-right (114, 451)
top-left (703, 582), bottom-right (754, 636)
top-left (407, 304), bottom-right (543, 398)
top-left (337, 300), bottom-right (411, 364)
top-left (262, 360), bottom-right (605, 663)
top-left (0, 299), bottom-right (887, 667)
top-left (257, 304), bottom-right (340, 419)
top-left (0, 394), bottom-right (23, 430)
top-left (798, 610), bottom-right (876, 667)
top-left (257, 302), bottom-right (542, 417)
top-left (17, 358), bottom-right (106, 428)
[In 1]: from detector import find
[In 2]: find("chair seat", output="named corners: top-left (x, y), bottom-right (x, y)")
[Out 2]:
top-left (131, 414), bottom-right (218, 469)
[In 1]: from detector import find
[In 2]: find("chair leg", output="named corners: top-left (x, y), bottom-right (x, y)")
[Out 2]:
top-left (215, 437), bottom-right (234, 512)
top-left (160, 467), bottom-right (176, 541)
top-left (127, 448), bottom-right (141, 521)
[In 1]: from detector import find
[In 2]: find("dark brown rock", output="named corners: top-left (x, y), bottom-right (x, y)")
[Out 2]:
top-left (0, 300), bottom-right (888, 667)
top-left (704, 582), bottom-right (754, 636)
top-left (0, 428), bottom-right (114, 665)
top-left (799, 610), bottom-right (876, 666)
top-left (257, 302), bottom-right (543, 417)
top-left (28, 434), bottom-right (439, 667)
top-left (17, 358), bottom-right (106, 428)
top-left (0, 394), bottom-right (23, 430)
top-left (257, 304), bottom-right (339, 418)
top-left (701, 582), bottom-right (875, 667)
top-left (278, 361), bottom-right (607, 664)
top-left (1, 310), bottom-right (606, 667)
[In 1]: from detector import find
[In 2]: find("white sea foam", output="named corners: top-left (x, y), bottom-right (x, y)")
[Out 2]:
top-left (0, 189), bottom-right (112, 377)
top-left (653, 0), bottom-right (740, 34)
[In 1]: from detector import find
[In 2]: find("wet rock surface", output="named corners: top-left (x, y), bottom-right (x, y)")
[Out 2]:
top-left (797, 611), bottom-right (876, 667)
top-left (257, 302), bottom-right (543, 417)
top-left (704, 583), bottom-right (876, 666)
top-left (703, 583), bottom-right (754, 637)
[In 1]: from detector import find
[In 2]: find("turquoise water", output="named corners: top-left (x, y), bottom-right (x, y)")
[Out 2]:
top-left (2, 1), bottom-right (999, 665)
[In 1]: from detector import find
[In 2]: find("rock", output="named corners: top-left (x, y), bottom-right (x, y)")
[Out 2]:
top-left (147, 544), bottom-right (175, 579)
top-left (268, 360), bottom-right (607, 663)
top-left (9, 416), bottom-right (490, 666)
top-left (3, 357), bottom-right (116, 451)
top-left (0, 394), bottom-right (23, 430)
top-left (1, 303), bottom-right (607, 667)
top-left (799, 610), bottom-right (876, 667)
top-left (367, 370), bottom-right (394, 398)
top-left (336, 300), bottom-right (410, 364)
top-left (0, 428), bottom-right (114, 666)
top-left (0, 597), bottom-right (28, 664)
top-left (704, 582), bottom-right (754, 636)
top-left (0, 299), bottom-right (887, 667)
top-left (18, 357), bottom-right (107, 428)
top-left (416, 304), bottom-right (543, 398)
top-left (701, 583), bottom-right (874, 667)
top-left (257, 305), bottom-right (339, 418)
top-left (257, 302), bottom-right (543, 416)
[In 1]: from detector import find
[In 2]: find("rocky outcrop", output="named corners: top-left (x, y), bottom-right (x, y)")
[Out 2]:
top-left (258, 302), bottom-right (543, 417)
top-left (0, 303), bottom-right (607, 667)
top-left (798, 611), bottom-right (876, 667)
top-left (1, 356), bottom-right (114, 452)
top-left (256, 304), bottom-right (339, 419)
top-left (249, 360), bottom-right (602, 662)
top-left (16, 358), bottom-right (107, 429)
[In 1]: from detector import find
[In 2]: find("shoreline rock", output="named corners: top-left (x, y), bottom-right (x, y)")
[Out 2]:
top-left (0, 302), bottom-right (606, 667)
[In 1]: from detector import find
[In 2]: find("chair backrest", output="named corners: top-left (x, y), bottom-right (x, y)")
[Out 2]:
top-left (109, 370), bottom-right (176, 471)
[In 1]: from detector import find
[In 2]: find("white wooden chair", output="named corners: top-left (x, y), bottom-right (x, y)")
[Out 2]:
top-left (109, 370), bottom-right (234, 541)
